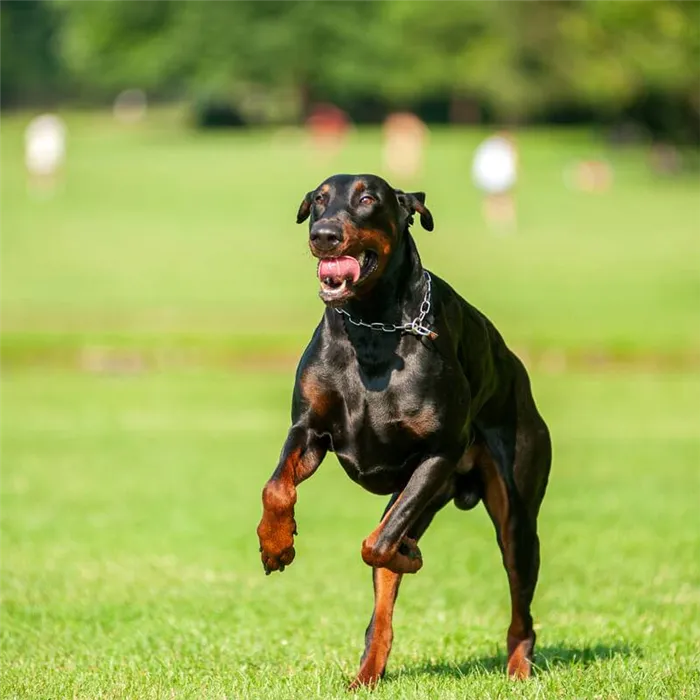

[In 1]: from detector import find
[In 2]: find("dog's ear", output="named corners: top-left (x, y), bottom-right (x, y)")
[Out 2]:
top-left (296, 191), bottom-right (313, 224)
top-left (395, 190), bottom-right (434, 231)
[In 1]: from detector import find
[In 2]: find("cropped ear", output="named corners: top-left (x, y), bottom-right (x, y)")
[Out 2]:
top-left (296, 191), bottom-right (313, 224)
top-left (395, 190), bottom-right (434, 231)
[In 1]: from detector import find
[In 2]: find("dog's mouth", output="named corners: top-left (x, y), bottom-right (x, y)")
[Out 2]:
top-left (316, 250), bottom-right (378, 305)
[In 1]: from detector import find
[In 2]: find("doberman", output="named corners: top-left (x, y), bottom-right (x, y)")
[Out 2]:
top-left (256, 174), bottom-right (551, 689)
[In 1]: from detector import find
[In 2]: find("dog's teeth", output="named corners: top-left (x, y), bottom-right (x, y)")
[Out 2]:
top-left (358, 252), bottom-right (366, 266)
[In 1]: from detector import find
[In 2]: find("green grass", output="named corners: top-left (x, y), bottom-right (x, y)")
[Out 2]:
top-left (1, 110), bottom-right (699, 357)
top-left (2, 368), bottom-right (699, 699)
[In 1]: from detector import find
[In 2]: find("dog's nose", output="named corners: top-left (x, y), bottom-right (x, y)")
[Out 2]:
top-left (310, 226), bottom-right (342, 252)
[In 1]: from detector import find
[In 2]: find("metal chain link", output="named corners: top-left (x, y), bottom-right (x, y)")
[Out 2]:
top-left (334, 271), bottom-right (438, 339)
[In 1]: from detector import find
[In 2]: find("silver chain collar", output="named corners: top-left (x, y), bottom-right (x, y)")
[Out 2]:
top-left (334, 270), bottom-right (438, 339)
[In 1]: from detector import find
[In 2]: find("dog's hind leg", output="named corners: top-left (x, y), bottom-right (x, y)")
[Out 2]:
top-left (349, 491), bottom-right (451, 690)
top-left (482, 359), bottom-right (552, 678)
top-left (480, 449), bottom-right (541, 679)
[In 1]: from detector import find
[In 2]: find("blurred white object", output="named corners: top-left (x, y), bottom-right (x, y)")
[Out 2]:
top-left (382, 112), bottom-right (428, 179)
top-left (472, 133), bottom-right (519, 232)
top-left (472, 134), bottom-right (517, 194)
top-left (25, 114), bottom-right (66, 177)
top-left (113, 89), bottom-right (147, 124)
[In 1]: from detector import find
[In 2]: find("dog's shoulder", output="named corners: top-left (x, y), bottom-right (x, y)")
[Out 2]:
top-left (431, 270), bottom-right (517, 407)
top-left (291, 313), bottom-right (354, 419)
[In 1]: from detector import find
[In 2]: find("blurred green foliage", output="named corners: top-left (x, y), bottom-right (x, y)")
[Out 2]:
top-left (0, 0), bottom-right (67, 105)
top-left (2, 1), bottom-right (699, 139)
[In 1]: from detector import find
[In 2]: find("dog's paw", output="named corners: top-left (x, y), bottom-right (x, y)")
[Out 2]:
top-left (348, 671), bottom-right (382, 691)
top-left (507, 633), bottom-right (535, 679)
top-left (257, 512), bottom-right (297, 574)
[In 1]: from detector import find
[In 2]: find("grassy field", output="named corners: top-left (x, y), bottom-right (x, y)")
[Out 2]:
top-left (2, 369), bottom-right (699, 699)
top-left (1, 111), bottom-right (699, 698)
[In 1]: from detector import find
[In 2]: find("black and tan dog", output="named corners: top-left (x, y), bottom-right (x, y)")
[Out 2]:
top-left (256, 174), bottom-right (551, 688)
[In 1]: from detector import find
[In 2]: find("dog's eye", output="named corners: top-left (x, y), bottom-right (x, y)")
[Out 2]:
top-left (314, 194), bottom-right (325, 204)
top-left (359, 195), bottom-right (375, 206)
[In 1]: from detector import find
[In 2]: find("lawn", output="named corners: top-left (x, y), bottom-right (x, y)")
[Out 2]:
top-left (1, 368), bottom-right (699, 699)
top-left (1, 110), bottom-right (699, 698)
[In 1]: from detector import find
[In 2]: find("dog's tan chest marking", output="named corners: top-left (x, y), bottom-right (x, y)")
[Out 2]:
top-left (402, 404), bottom-right (440, 438)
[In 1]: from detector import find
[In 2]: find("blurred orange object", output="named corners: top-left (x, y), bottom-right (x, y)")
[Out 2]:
top-left (382, 112), bottom-right (428, 179)
top-left (306, 103), bottom-right (350, 156)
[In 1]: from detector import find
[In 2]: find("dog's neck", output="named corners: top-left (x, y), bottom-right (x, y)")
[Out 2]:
top-left (331, 230), bottom-right (427, 374)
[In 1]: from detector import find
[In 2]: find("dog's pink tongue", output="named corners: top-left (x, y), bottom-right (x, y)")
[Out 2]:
top-left (318, 256), bottom-right (361, 284)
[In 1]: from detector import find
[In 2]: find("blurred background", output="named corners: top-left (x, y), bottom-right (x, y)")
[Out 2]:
top-left (1, 2), bottom-right (699, 698)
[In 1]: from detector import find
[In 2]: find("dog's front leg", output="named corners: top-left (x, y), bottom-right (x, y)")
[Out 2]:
top-left (257, 426), bottom-right (326, 574)
top-left (361, 455), bottom-right (453, 574)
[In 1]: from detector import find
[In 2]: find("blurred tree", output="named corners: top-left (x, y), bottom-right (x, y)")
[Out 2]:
top-left (371, 1), bottom-right (563, 120)
top-left (54, 0), bottom-right (387, 119)
top-left (55, 0), bottom-right (184, 98)
top-left (564, 2), bottom-right (700, 104)
top-left (0, 0), bottom-right (66, 107)
top-left (4, 0), bottom-right (699, 141)
top-left (379, 0), bottom-right (699, 131)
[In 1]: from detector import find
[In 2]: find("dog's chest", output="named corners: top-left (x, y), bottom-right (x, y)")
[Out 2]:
top-left (324, 366), bottom-right (447, 491)
top-left (346, 382), bottom-right (439, 441)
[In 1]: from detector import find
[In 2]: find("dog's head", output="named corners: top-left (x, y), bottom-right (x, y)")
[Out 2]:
top-left (296, 174), bottom-right (433, 305)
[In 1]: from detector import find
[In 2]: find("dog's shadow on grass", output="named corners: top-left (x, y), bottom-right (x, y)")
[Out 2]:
top-left (390, 643), bottom-right (639, 681)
